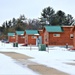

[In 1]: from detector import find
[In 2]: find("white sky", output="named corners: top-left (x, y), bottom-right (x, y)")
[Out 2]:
top-left (0, 0), bottom-right (75, 26)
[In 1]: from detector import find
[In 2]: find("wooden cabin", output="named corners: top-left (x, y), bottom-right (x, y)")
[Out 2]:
top-left (40, 26), bottom-right (73, 46)
top-left (25, 30), bottom-right (39, 45)
top-left (15, 31), bottom-right (25, 44)
top-left (8, 33), bottom-right (16, 43)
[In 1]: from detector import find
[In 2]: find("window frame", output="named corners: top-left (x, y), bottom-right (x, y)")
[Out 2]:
top-left (70, 34), bottom-right (73, 39)
top-left (53, 34), bottom-right (60, 37)
top-left (32, 36), bottom-right (37, 39)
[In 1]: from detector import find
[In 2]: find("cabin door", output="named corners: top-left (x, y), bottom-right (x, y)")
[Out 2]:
top-left (36, 36), bottom-right (42, 46)
top-left (44, 31), bottom-right (49, 45)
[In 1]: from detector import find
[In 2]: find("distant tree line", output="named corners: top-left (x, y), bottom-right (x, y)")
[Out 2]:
top-left (0, 6), bottom-right (74, 39)
top-left (0, 15), bottom-right (40, 39)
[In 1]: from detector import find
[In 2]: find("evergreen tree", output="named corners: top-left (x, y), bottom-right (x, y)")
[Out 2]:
top-left (55, 10), bottom-right (66, 25)
top-left (5, 21), bottom-right (8, 28)
top-left (12, 18), bottom-right (17, 26)
top-left (2, 22), bottom-right (5, 29)
top-left (8, 20), bottom-right (12, 27)
top-left (65, 14), bottom-right (74, 25)
top-left (41, 6), bottom-right (55, 25)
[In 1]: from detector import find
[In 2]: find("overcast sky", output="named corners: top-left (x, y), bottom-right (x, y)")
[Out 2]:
top-left (0, 0), bottom-right (75, 26)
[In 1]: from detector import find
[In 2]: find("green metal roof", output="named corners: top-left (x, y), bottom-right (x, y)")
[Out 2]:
top-left (8, 33), bottom-right (15, 36)
top-left (44, 26), bottom-right (63, 32)
top-left (25, 30), bottom-right (39, 35)
top-left (16, 31), bottom-right (24, 35)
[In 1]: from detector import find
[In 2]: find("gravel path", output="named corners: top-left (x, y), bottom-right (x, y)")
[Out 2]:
top-left (0, 52), bottom-right (70, 75)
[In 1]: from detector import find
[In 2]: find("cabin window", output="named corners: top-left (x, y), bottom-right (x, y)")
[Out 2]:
top-left (70, 34), bottom-right (73, 39)
top-left (32, 36), bottom-right (37, 39)
top-left (53, 34), bottom-right (60, 37)
top-left (22, 36), bottom-right (25, 38)
top-left (12, 36), bottom-right (15, 38)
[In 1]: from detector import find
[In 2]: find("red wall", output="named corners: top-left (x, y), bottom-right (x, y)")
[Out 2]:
top-left (17, 35), bottom-right (25, 44)
top-left (73, 31), bottom-right (75, 47)
top-left (8, 36), bottom-right (16, 43)
top-left (71, 26), bottom-right (75, 47)
top-left (44, 30), bottom-right (49, 45)
top-left (25, 34), bottom-right (38, 45)
top-left (28, 35), bottom-right (36, 45)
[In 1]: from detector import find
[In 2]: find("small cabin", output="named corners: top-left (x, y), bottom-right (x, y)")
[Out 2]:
top-left (25, 30), bottom-right (39, 45)
top-left (8, 33), bottom-right (16, 43)
top-left (15, 31), bottom-right (25, 44)
top-left (41, 26), bottom-right (73, 46)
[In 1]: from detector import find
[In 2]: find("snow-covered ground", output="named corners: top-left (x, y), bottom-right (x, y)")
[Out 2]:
top-left (0, 41), bottom-right (75, 75)
top-left (0, 54), bottom-right (38, 75)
